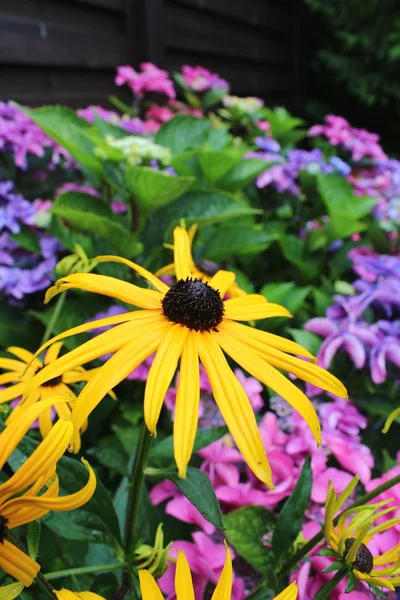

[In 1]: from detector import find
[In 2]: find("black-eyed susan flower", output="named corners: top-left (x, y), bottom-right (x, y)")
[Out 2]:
top-left (0, 343), bottom-right (115, 451)
top-left (23, 226), bottom-right (347, 487)
top-left (0, 398), bottom-right (96, 587)
top-left (139, 545), bottom-right (298, 599)
top-left (156, 224), bottom-right (246, 298)
top-left (323, 476), bottom-right (400, 592)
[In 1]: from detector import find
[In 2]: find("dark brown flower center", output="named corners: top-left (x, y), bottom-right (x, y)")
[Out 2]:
top-left (195, 259), bottom-right (220, 277)
top-left (40, 374), bottom-right (63, 388)
top-left (344, 537), bottom-right (374, 574)
top-left (0, 516), bottom-right (9, 543)
top-left (162, 278), bottom-right (224, 331)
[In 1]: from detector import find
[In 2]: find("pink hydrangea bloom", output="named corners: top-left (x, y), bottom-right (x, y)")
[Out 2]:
top-left (181, 65), bottom-right (229, 92)
top-left (115, 63), bottom-right (176, 99)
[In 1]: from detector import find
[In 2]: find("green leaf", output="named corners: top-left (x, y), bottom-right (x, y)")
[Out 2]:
top-left (345, 571), bottom-right (357, 593)
top-left (202, 223), bottom-right (278, 261)
top-left (27, 521), bottom-right (41, 560)
top-left (88, 436), bottom-right (130, 476)
top-left (317, 173), bottom-right (378, 239)
top-left (147, 190), bottom-right (261, 244)
top-left (262, 107), bottom-right (306, 147)
top-left (224, 506), bottom-right (275, 573)
top-left (10, 226), bottom-right (41, 253)
top-left (151, 427), bottom-right (227, 458)
top-left (288, 329), bottom-right (322, 355)
top-left (124, 166), bottom-right (195, 212)
top-left (271, 456), bottom-right (312, 564)
top-left (0, 306), bottom-right (42, 349)
top-left (155, 116), bottom-right (211, 155)
top-left (219, 159), bottom-right (271, 191)
top-left (198, 148), bottom-right (244, 185)
top-left (5, 428), bottom-right (122, 549)
top-left (159, 467), bottom-right (224, 531)
top-left (52, 192), bottom-right (141, 257)
top-left (322, 562), bottom-right (342, 573)
top-left (14, 104), bottom-right (103, 174)
top-left (202, 87), bottom-right (227, 110)
top-left (260, 282), bottom-right (311, 314)
top-left (279, 235), bottom-right (320, 281)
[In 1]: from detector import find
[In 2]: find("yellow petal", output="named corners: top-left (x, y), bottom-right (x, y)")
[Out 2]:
top-left (176, 551), bottom-right (195, 600)
top-left (4, 479), bottom-right (60, 528)
top-left (216, 329), bottom-right (322, 445)
top-left (95, 255), bottom-right (169, 294)
top-left (174, 226), bottom-right (192, 280)
top-left (224, 297), bottom-right (291, 321)
top-left (0, 397), bottom-right (71, 470)
top-left (71, 321), bottom-right (171, 443)
top-left (210, 271), bottom-right (236, 298)
top-left (197, 332), bottom-right (272, 486)
top-left (6, 347), bottom-right (36, 365)
top-left (45, 273), bottom-right (163, 309)
top-left (0, 373), bottom-right (21, 385)
top-left (211, 543), bottom-right (232, 600)
top-left (5, 459), bottom-right (96, 517)
top-left (0, 358), bottom-right (25, 372)
top-left (174, 331), bottom-right (200, 477)
top-left (155, 262), bottom-right (175, 277)
top-left (222, 322), bottom-right (347, 398)
top-left (0, 418), bottom-right (72, 501)
top-left (44, 342), bottom-right (64, 365)
top-left (356, 572), bottom-right (395, 591)
top-left (0, 582), bottom-right (24, 600)
top-left (0, 383), bottom-right (26, 404)
top-left (38, 401), bottom-right (55, 439)
top-left (274, 581), bottom-right (298, 600)
top-left (23, 316), bottom-right (164, 399)
top-left (383, 407), bottom-right (400, 434)
top-left (0, 540), bottom-right (40, 587)
top-left (138, 570), bottom-right (165, 600)
top-left (144, 325), bottom-right (188, 434)
top-left (221, 320), bottom-right (315, 360)
top-left (77, 594), bottom-right (107, 600)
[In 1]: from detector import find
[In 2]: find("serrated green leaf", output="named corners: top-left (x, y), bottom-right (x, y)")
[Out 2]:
top-left (202, 223), bottom-right (278, 261)
top-left (52, 192), bottom-right (141, 257)
top-left (198, 148), bottom-right (244, 185)
top-left (124, 166), bottom-right (195, 212)
top-left (224, 506), bottom-right (275, 573)
top-left (155, 115), bottom-right (211, 155)
top-left (271, 456), bottom-right (312, 564)
top-left (27, 521), bottom-right (41, 561)
top-left (219, 159), bottom-right (271, 191)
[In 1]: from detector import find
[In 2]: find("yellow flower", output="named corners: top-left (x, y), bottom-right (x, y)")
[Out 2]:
top-left (324, 476), bottom-right (400, 591)
top-left (139, 545), bottom-right (298, 599)
top-left (0, 343), bottom-right (115, 452)
top-left (0, 399), bottom-right (96, 587)
top-left (0, 582), bottom-right (24, 600)
top-left (55, 591), bottom-right (105, 599)
top-left (23, 226), bottom-right (346, 486)
top-left (156, 224), bottom-right (246, 298)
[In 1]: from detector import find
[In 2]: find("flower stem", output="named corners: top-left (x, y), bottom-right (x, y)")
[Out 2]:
top-left (7, 530), bottom-right (56, 599)
top-left (44, 562), bottom-right (126, 580)
top-left (313, 569), bottom-right (347, 600)
top-left (279, 473), bottom-right (400, 575)
top-left (40, 292), bottom-right (66, 346)
top-left (124, 421), bottom-right (152, 555)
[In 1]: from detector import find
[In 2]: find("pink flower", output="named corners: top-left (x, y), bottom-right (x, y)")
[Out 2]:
top-left (181, 65), bottom-right (229, 92)
top-left (145, 104), bottom-right (175, 123)
top-left (159, 533), bottom-right (245, 600)
top-left (198, 438), bottom-right (242, 487)
top-left (115, 63), bottom-right (176, 99)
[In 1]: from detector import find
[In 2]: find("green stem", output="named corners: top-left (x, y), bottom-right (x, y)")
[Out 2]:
top-left (45, 562), bottom-right (126, 581)
top-left (7, 531), bottom-right (56, 599)
top-left (41, 292), bottom-right (66, 346)
top-left (280, 472), bottom-right (400, 575)
top-left (314, 569), bottom-right (347, 600)
top-left (124, 421), bottom-right (152, 555)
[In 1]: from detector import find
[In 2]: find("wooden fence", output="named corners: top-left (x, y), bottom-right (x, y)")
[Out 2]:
top-left (0, 0), bottom-right (305, 109)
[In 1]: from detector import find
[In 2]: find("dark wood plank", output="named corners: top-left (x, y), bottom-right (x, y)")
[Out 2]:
top-left (0, 0), bottom-right (125, 34)
top-left (169, 0), bottom-right (291, 33)
top-left (125, 0), bottom-right (166, 66)
top-left (165, 4), bottom-right (291, 63)
top-left (0, 18), bottom-right (128, 67)
top-left (63, 0), bottom-right (124, 11)
top-left (167, 53), bottom-right (292, 96)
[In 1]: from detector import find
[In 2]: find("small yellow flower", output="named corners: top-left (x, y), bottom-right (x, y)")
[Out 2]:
top-left (23, 226), bottom-right (346, 487)
top-left (324, 476), bottom-right (400, 591)
top-left (156, 224), bottom-right (247, 299)
top-left (55, 590), bottom-right (105, 599)
top-left (0, 399), bottom-right (96, 587)
top-left (0, 343), bottom-right (115, 452)
top-left (134, 524), bottom-right (171, 577)
top-left (139, 545), bottom-right (297, 599)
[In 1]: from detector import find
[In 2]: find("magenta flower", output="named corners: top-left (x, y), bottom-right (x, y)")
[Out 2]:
top-left (181, 65), bottom-right (229, 92)
top-left (115, 63), bottom-right (176, 99)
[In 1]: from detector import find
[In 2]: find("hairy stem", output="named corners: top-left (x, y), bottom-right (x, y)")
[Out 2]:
top-left (40, 292), bottom-right (66, 346)
top-left (314, 569), bottom-right (347, 600)
top-left (45, 562), bottom-right (126, 580)
top-left (280, 473), bottom-right (400, 575)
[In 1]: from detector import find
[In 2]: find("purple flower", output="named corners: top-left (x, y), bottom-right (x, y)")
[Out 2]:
top-left (115, 63), bottom-right (176, 99)
top-left (329, 156), bottom-right (351, 176)
top-left (181, 65), bottom-right (229, 92)
top-left (77, 106), bottom-right (146, 135)
top-left (0, 180), bottom-right (36, 233)
top-left (370, 334), bottom-right (400, 384)
top-left (255, 137), bottom-right (281, 152)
